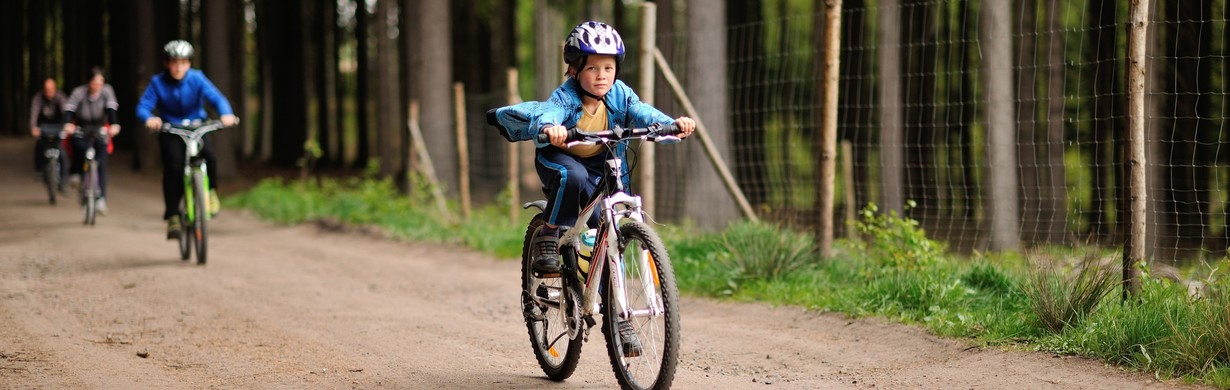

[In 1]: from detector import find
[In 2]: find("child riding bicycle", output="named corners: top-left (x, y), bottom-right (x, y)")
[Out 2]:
top-left (490, 20), bottom-right (695, 356)
top-left (136, 40), bottom-right (238, 239)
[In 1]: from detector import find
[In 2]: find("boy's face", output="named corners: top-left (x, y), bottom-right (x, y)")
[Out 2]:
top-left (575, 55), bottom-right (617, 98)
top-left (167, 58), bottom-right (191, 81)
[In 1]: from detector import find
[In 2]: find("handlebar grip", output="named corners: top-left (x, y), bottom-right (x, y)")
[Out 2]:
top-left (536, 128), bottom-right (579, 145)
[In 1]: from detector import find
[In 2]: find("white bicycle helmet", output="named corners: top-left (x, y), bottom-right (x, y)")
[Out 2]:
top-left (164, 40), bottom-right (194, 59)
top-left (564, 21), bottom-right (625, 65)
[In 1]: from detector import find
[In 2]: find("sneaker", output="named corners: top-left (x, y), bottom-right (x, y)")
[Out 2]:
top-left (208, 190), bottom-right (221, 217)
top-left (531, 226), bottom-right (562, 274)
top-left (68, 174), bottom-right (81, 188)
top-left (618, 320), bottom-right (643, 357)
top-left (95, 197), bottom-right (108, 215)
top-left (166, 218), bottom-right (182, 240)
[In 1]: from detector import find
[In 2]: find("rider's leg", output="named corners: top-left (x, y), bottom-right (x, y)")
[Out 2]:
top-left (532, 149), bottom-right (605, 273)
top-left (94, 136), bottom-right (109, 198)
top-left (158, 133), bottom-right (187, 220)
top-left (201, 134), bottom-right (219, 190)
top-left (68, 136), bottom-right (86, 176)
top-left (201, 135), bottom-right (221, 215)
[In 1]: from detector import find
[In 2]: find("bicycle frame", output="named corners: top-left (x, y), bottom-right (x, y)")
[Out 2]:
top-left (529, 125), bottom-right (679, 336)
top-left (162, 121), bottom-right (224, 223)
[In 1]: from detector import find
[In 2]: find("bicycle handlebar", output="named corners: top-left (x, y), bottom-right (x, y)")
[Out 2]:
top-left (535, 123), bottom-right (682, 146)
top-left (160, 119), bottom-right (239, 138)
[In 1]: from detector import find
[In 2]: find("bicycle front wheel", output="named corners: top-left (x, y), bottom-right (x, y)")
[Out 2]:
top-left (83, 165), bottom-right (97, 226)
top-left (602, 220), bottom-right (680, 390)
top-left (521, 214), bottom-right (582, 380)
top-left (192, 171), bottom-right (208, 265)
top-left (44, 158), bottom-right (59, 205)
top-left (177, 211), bottom-right (191, 261)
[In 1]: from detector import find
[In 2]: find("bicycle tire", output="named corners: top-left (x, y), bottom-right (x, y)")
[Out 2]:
top-left (83, 164), bottom-right (97, 226)
top-left (192, 171), bottom-right (208, 265)
top-left (178, 211), bottom-right (191, 261)
top-left (44, 158), bottom-right (59, 205)
top-left (601, 220), bottom-right (680, 390)
top-left (521, 214), bottom-right (583, 381)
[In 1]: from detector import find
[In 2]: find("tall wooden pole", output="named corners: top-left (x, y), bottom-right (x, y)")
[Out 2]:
top-left (638, 2), bottom-right (658, 216)
top-left (454, 82), bottom-right (472, 219)
top-left (1123, 0), bottom-right (1150, 299)
top-left (816, 0), bottom-right (843, 257)
top-left (507, 68), bottom-right (522, 224)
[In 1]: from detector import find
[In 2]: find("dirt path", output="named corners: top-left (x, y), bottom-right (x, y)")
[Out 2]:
top-left (0, 138), bottom-right (1207, 390)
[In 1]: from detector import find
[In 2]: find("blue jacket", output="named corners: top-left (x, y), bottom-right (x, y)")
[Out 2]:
top-left (136, 69), bottom-right (233, 124)
top-left (489, 78), bottom-right (675, 147)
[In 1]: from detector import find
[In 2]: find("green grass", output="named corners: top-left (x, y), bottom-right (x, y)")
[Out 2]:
top-left (231, 178), bottom-right (1230, 389)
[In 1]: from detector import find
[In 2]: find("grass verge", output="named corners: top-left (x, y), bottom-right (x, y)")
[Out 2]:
top-left (231, 178), bottom-right (1230, 388)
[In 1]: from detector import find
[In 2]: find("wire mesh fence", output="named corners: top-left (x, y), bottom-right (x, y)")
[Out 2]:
top-left (462, 0), bottom-right (1230, 263)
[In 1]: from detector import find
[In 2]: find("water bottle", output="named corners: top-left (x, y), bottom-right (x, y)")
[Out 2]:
top-left (576, 228), bottom-right (597, 280)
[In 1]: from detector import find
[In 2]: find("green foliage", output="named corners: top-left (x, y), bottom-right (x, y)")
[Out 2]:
top-left (228, 177), bottom-right (524, 259)
top-left (1022, 256), bottom-right (1117, 334)
top-left (716, 221), bottom-right (817, 283)
top-left (855, 202), bottom-right (945, 270)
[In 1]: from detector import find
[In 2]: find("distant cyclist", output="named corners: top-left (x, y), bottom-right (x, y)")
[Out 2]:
top-left (29, 77), bottom-right (67, 184)
top-left (64, 67), bottom-right (121, 215)
top-left (137, 40), bottom-right (237, 239)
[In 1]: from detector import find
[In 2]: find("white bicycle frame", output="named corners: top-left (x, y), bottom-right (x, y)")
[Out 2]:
top-left (533, 153), bottom-right (667, 337)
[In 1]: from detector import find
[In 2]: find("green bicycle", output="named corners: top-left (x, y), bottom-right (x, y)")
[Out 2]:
top-left (160, 119), bottom-right (233, 264)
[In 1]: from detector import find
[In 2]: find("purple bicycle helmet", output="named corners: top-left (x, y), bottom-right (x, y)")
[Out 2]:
top-left (564, 21), bottom-right (625, 65)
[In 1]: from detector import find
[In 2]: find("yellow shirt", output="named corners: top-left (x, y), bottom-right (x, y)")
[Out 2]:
top-left (566, 101), bottom-right (607, 158)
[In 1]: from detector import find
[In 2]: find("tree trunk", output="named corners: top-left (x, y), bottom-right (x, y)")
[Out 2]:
top-left (1163, 0), bottom-right (1214, 256)
top-left (902, 0), bottom-right (937, 218)
top-left (685, 0), bottom-right (737, 230)
top-left (411, 0), bottom-right (456, 194)
top-left (375, 0), bottom-right (401, 179)
top-left (1085, 0), bottom-right (1121, 243)
top-left (201, 0), bottom-right (241, 179)
top-left (1015, 0), bottom-right (1042, 244)
top-left (983, 0), bottom-right (1021, 251)
top-left (261, 0), bottom-right (308, 167)
top-left (318, 0), bottom-right (339, 167)
top-left (1, 0), bottom-right (23, 136)
top-left (726, 0), bottom-right (769, 207)
top-left (840, 0), bottom-right (872, 217)
top-left (354, 1), bottom-right (371, 168)
top-left (132, 0), bottom-right (162, 171)
top-left (879, 0), bottom-right (904, 215)
top-left (1042, 0), bottom-right (1068, 243)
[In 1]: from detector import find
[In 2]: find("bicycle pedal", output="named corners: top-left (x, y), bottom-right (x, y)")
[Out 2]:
top-left (533, 271), bottom-right (562, 279)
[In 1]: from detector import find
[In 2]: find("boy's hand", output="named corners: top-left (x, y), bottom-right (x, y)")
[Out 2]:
top-left (675, 117), bottom-right (696, 138)
top-left (543, 125), bottom-right (568, 147)
top-left (146, 117), bottom-right (163, 132)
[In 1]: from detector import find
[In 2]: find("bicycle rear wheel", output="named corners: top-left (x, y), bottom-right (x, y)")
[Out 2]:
top-left (44, 158), bottom-right (59, 205)
top-left (521, 214), bottom-right (582, 380)
top-left (82, 165), bottom-right (97, 226)
top-left (601, 220), bottom-right (679, 390)
top-left (192, 172), bottom-right (208, 265)
top-left (177, 211), bottom-right (191, 261)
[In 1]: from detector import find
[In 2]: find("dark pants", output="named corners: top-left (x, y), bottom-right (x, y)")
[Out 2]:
top-left (69, 134), bottom-right (109, 198)
top-left (159, 132), bottom-right (218, 220)
top-left (535, 147), bottom-right (606, 228)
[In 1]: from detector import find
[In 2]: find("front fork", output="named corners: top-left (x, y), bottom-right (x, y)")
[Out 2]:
top-left (183, 160), bottom-right (210, 222)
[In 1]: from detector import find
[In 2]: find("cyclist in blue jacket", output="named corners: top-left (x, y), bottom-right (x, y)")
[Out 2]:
top-left (136, 40), bottom-right (238, 239)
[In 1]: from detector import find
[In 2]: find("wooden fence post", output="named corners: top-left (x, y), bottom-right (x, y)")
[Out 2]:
top-left (816, 0), bottom-right (843, 258)
top-left (454, 82), bottom-right (472, 220)
top-left (638, 2), bottom-right (657, 216)
top-left (1123, 0), bottom-right (1150, 299)
top-left (507, 68), bottom-right (523, 224)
